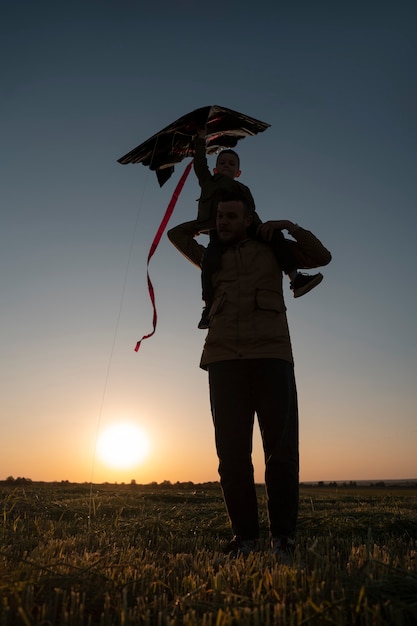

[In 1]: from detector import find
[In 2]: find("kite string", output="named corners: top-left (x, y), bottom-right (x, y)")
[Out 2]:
top-left (134, 159), bottom-right (193, 352)
top-left (87, 147), bottom-right (191, 532)
top-left (87, 167), bottom-right (152, 533)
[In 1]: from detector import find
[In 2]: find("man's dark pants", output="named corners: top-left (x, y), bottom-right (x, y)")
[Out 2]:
top-left (208, 358), bottom-right (299, 540)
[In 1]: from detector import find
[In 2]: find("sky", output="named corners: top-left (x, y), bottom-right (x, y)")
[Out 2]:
top-left (1, 0), bottom-right (416, 485)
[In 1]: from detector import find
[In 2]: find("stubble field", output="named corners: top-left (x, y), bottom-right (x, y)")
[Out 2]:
top-left (0, 481), bottom-right (416, 625)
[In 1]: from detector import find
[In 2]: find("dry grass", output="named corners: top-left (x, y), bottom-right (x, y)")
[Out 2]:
top-left (0, 482), bottom-right (416, 625)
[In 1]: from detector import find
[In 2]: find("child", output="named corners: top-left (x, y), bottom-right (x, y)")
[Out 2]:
top-left (193, 129), bottom-right (323, 329)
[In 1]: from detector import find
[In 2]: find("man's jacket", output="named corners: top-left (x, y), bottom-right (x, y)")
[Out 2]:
top-left (167, 221), bottom-right (331, 369)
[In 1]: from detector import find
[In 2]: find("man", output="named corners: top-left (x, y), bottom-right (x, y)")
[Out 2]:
top-left (192, 128), bottom-right (323, 329)
top-left (167, 190), bottom-right (332, 558)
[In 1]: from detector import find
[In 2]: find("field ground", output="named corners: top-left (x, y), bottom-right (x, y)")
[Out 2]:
top-left (0, 481), bottom-right (416, 625)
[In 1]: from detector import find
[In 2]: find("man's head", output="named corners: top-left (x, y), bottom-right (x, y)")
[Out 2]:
top-left (216, 191), bottom-right (254, 245)
top-left (214, 150), bottom-right (241, 179)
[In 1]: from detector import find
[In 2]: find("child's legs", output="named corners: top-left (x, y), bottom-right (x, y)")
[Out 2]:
top-left (201, 231), bottom-right (223, 304)
top-left (268, 230), bottom-right (298, 276)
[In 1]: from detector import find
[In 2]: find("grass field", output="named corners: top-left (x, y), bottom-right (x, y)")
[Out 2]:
top-left (0, 481), bottom-right (416, 625)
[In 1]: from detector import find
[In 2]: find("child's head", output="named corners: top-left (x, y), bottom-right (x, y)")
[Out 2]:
top-left (214, 149), bottom-right (241, 179)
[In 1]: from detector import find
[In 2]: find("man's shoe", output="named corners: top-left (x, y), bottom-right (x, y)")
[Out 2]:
top-left (271, 536), bottom-right (296, 565)
top-left (291, 272), bottom-right (323, 298)
top-left (198, 308), bottom-right (210, 330)
top-left (222, 536), bottom-right (259, 557)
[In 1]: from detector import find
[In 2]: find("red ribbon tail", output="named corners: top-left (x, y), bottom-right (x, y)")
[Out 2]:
top-left (134, 160), bottom-right (193, 352)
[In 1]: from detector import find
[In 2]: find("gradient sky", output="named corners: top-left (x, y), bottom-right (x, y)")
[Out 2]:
top-left (2, 0), bottom-right (416, 484)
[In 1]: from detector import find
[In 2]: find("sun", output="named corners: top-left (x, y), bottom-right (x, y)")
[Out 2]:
top-left (96, 422), bottom-right (151, 469)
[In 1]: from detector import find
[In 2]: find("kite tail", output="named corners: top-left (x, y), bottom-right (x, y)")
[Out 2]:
top-left (134, 160), bottom-right (193, 352)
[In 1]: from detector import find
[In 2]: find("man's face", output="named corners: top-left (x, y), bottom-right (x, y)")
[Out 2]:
top-left (214, 152), bottom-right (241, 179)
top-left (216, 200), bottom-right (253, 244)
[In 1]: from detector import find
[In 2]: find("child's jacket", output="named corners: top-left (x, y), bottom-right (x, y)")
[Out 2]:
top-left (193, 137), bottom-right (257, 231)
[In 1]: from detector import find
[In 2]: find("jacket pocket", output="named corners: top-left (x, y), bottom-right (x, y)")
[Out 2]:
top-left (255, 289), bottom-right (286, 313)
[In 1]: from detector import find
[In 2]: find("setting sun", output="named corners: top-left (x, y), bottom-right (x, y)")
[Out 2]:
top-left (96, 423), bottom-right (151, 469)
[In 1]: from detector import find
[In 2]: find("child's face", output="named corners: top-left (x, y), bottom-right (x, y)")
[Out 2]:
top-left (214, 153), bottom-right (241, 179)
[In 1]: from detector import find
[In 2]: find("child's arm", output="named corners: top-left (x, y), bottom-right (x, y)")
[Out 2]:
top-left (193, 129), bottom-right (212, 189)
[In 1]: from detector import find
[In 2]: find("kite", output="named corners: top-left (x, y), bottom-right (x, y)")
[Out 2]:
top-left (117, 104), bottom-right (271, 186)
top-left (118, 105), bottom-right (270, 351)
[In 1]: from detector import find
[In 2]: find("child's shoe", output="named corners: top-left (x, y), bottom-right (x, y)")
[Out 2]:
top-left (198, 307), bottom-right (210, 329)
top-left (291, 272), bottom-right (323, 298)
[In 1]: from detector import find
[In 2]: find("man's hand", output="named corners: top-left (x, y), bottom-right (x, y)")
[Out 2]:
top-left (256, 220), bottom-right (297, 241)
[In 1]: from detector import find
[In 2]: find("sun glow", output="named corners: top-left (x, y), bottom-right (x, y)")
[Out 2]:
top-left (96, 422), bottom-right (151, 469)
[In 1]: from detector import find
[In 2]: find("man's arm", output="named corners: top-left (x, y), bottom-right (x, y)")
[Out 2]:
top-left (167, 220), bottom-right (206, 268)
top-left (258, 220), bottom-right (332, 268)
